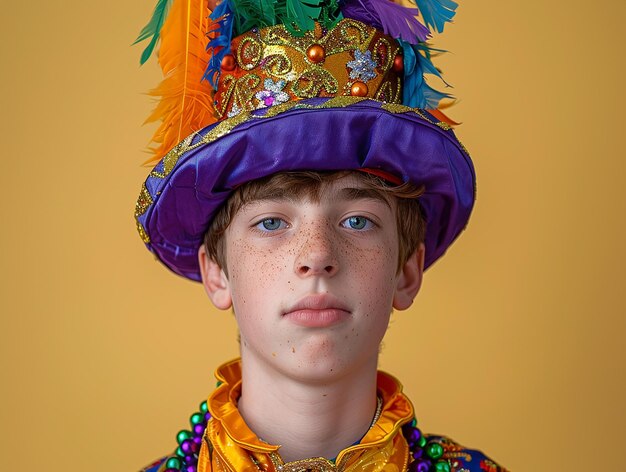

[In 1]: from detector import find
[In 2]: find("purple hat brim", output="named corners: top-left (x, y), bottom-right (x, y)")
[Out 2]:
top-left (137, 98), bottom-right (475, 281)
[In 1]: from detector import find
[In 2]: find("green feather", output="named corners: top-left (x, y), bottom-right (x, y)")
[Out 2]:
top-left (233, 0), bottom-right (277, 33)
top-left (279, 0), bottom-right (323, 35)
top-left (133, 0), bottom-right (174, 65)
top-left (318, 0), bottom-right (342, 31)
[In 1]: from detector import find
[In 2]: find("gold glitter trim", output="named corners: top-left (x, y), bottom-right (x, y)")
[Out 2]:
top-left (136, 221), bottom-right (150, 243)
top-left (163, 135), bottom-right (194, 176)
top-left (237, 35), bottom-right (263, 71)
top-left (318, 96), bottom-right (367, 108)
top-left (380, 102), bottom-right (414, 114)
top-left (135, 183), bottom-right (153, 217)
top-left (270, 453), bottom-right (338, 472)
top-left (198, 110), bottom-right (255, 145)
top-left (380, 102), bottom-right (457, 130)
top-left (459, 140), bottom-right (471, 157)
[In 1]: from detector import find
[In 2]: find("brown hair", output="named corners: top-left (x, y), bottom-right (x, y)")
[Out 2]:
top-left (203, 171), bottom-right (425, 275)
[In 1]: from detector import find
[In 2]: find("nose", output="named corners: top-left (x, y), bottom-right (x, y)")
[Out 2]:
top-left (294, 223), bottom-right (339, 278)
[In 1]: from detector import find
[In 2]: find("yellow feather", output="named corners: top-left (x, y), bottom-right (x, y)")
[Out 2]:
top-left (144, 0), bottom-right (217, 165)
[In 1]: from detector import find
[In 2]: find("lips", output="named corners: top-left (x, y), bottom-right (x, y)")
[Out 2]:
top-left (283, 294), bottom-right (351, 328)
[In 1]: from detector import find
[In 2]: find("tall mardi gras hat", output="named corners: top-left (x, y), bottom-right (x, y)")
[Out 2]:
top-left (134, 0), bottom-right (474, 281)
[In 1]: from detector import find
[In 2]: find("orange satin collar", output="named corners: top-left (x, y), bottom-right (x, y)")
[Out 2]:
top-left (197, 359), bottom-right (414, 472)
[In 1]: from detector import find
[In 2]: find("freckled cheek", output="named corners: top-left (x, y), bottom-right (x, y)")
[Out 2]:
top-left (228, 240), bottom-right (288, 293)
top-left (344, 243), bottom-right (398, 311)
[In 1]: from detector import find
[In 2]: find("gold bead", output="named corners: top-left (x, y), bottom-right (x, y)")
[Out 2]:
top-left (221, 54), bottom-right (236, 71)
top-left (306, 44), bottom-right (326, 63)
top-left (350, 81), bottom-right (368, 97)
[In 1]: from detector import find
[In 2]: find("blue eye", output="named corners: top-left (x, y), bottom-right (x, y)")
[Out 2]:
top-left (257, 218), bottom-right (285, 231)
top-left (342, 216), bottom-right (373, 230)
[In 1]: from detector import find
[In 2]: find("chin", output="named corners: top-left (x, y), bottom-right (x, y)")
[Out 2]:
top-left (277, 344), bottom-right (378, 384)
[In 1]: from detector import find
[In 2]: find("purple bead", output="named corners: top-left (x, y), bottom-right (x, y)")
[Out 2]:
top-left (181, 439), bottom-right (193, 454)
top-left (204, 412), bottom-right (212, 422)
top-left (184, 455), bottom-right (197, 465)
top-left (412, 448), bottom-right (424, 460)
top-left (416, 459), bottom-right (432, 472)
top-left (193, 423), bottom-right (205, 436)
top-left (185, 466), bottom-right (196, 472)
top-left (191, 441), bottom-right (200, 454)
top-left (164, 469), bottom-right (179, 472)
top-left (193, 436), bottom-right (202, 445)
top-left (407, 427), bottom-right (422, 447)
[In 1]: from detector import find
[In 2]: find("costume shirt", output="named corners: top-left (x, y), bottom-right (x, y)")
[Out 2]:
top-left (141, 359), bottom-right (507, 472)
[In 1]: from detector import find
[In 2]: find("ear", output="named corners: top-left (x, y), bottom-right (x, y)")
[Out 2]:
top-left (198, 245), bottom-right (232, 310)
top-left (393, 243), bottom-right (425, 310)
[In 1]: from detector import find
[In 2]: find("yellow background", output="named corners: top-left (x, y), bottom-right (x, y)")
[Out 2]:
top-left (1, 1), bottom-right (624, 470)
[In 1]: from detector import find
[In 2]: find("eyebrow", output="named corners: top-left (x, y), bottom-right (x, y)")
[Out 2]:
top-left (240, 187), bottom-right (392, 209)
top-left (336, 188), bottom-right (392, 209)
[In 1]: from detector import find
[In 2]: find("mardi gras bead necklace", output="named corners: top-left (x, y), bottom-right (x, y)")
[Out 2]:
top-left (160, 399), bottom-right (451, 472)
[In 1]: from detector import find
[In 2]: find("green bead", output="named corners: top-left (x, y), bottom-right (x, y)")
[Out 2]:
top-left (418, 436), bottom-right (427, 448)
top-left (425, 442), bottom-right (444, 460)
top-left (200, 401), bottom-right (209, 414)
top-left (176, 429), bottom-right (192, 444)
top-left (166, 457), bottom-right (183, 469)
top-left (176, 446), bottom-right (185, 458)
top-left (216, 381), bottom-right (223, 387)
top-left (410, 419), bottom-right (417, 428)
top-left (434, 461), bottom-right (451, 472)
top-left (190, 412), bottom-right (204, 426)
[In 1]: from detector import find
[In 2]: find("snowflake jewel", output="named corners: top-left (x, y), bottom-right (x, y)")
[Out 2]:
top-left (255, 79), bottom-right (290, 109)
top-left (347, 50), bottom-right (377, 82)
top-left (227, 103), bottom-right (243, 118)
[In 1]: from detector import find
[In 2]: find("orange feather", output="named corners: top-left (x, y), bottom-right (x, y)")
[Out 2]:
top-left (144, 0), bottom-right (218, 165)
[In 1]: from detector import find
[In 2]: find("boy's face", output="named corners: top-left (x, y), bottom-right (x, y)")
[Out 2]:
top-left (199, 174), bottom-right (424, 383)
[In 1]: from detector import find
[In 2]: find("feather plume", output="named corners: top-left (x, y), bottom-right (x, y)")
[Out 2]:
top-left (279, 0), bottom-right (323, 35)
top-left (144, 0), bottom-right (217, 164)
top-left (233, 0), bottom-right (277, 31)
top-left (401, 40), bottom-right (452, 109)
top-left (134, 0), bottom-right (174, 65)
top-left (413, 0), bottom-right (457, 33)
top-left (341, 0), bottom-right (430, 44)
top-left (204, 0), bottom-right (235, 89)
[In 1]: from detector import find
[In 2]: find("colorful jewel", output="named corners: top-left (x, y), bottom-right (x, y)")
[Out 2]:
top-left (227, 103), bottom-right (243, 118)
top-left (346, 50), bottom-right (377, 82)
top-left (255, 78), bottom-right (290, 109)
top-left (221, 54), bottom-right (237, 71)
top-left (393, 54), bottom-right (404, 73)
top-left (350, 81), bottom-right (368, 97)
top-left (306, 44), bottom-right (326, 63)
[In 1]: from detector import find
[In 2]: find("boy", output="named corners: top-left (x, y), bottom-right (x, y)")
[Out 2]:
top-left (135, 0), bottom-right (507, 470)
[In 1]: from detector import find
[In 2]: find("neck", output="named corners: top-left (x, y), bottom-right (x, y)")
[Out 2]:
top-left (238, 353), bottom-right (379, 462)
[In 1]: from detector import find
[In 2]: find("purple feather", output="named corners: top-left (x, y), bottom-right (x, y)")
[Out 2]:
top-left (341, 0), bottom-right (430, 44)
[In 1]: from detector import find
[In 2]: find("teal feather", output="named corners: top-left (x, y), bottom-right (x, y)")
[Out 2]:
top-left (413, 0), bottom-right (457, 33)
top-left (133, 0), bottom-right (174, 65)
top-left (401, 40), bottom-right (452, 109)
